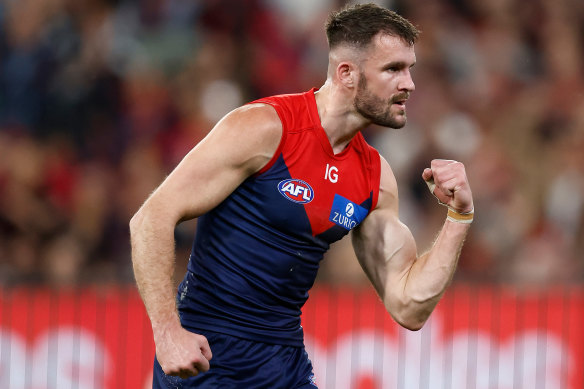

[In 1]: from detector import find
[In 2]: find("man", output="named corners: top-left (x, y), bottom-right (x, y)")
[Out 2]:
top-left (130, 3), bottom-right (474, 388)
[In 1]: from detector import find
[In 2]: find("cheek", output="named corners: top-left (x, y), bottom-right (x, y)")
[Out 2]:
top-left (374, 74), bottom-right (397, 94)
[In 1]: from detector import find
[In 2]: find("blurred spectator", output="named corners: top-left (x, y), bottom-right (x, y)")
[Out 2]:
top-left (0, 0), bottom-right (583, 287)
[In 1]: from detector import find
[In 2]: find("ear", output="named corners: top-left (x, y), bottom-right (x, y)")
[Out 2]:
top-left (336, 62), bottom-right (358, 88)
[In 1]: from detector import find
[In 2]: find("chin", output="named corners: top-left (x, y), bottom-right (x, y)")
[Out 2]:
top-left (374, 119), bottom-right (406, 129)
top-left (385, 114), bottom-right (407, 129)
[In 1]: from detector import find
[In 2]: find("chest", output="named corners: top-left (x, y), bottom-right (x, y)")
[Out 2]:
top-left (246, 136), bottom-right (375, 244)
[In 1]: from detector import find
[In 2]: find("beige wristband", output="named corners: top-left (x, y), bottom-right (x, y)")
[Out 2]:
top-left (447, 207), bottom-right (474, 224)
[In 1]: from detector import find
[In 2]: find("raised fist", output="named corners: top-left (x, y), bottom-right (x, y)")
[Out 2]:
top-left (422, 159), bottom-right (473, 214)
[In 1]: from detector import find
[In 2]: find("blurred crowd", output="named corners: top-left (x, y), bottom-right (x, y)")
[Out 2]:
top-left (0, 0), bottom-right (582, 288)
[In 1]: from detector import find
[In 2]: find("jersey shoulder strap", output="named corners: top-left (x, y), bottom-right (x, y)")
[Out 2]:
top-left (249, 89), bottom-right (316, 175)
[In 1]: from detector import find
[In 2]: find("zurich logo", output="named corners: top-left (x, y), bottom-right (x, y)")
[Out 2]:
top-left (278, 179), bottom-right (314, 204)
top-left (329, 194), bottom-right (368, 230)
top-left (345, 202), bottom-right (354, 217)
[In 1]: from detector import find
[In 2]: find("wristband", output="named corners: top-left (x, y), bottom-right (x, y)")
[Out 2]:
top-left (447, 207), bottom-right (474, 224)
top-left (426, 177), bottom-right (474, 223)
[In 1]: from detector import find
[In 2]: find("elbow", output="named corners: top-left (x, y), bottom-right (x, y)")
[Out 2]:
top-left (129, 202), bottom-right (178, 241)
top-left (129, 195), bottom-right (163, 236)
top-left (386, 297), bottom-right (433, 332)
top-left (393, 312), bottom-right (427, 332)
top-left (129, 205), bottom-right (158, 240)
top-left (402, 320), bottom-right (426, 332)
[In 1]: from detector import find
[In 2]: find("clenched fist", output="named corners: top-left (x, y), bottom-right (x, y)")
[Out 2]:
top-left (155, 322), bottom-right (213, 379)
top-left (422, 159), bottom-right (473, 214)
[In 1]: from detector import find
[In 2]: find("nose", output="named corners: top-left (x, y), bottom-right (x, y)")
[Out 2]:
top-left (399, 70), bottom-right (415, 92)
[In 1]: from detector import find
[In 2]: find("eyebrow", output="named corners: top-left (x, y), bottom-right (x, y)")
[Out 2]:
top-left (382, 61), bottom-right (416, 70)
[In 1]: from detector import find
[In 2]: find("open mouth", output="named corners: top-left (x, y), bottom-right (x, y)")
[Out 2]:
top-left (391, 93), bottom-right (410, 107)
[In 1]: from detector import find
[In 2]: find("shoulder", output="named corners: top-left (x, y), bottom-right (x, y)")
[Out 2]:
top-left (375, 155), bottom-right (399, 213)
top-left (219, 103), bottom-right (282, 138)
top-left (207, 103), bottom-right (283, 175)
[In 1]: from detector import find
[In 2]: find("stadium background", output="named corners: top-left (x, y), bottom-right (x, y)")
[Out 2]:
top-left (0, 0), bottom-right (583, 387)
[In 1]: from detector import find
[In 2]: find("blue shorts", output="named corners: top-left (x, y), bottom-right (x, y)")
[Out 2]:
top-left (152, 329), bottom-right (318, 388)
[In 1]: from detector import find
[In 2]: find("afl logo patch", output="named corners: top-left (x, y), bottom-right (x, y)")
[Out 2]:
top-left (278, 179), bottom-right (314, 204)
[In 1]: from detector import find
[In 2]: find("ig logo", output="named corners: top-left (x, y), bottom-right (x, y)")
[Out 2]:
top-left (324, 164), bottom-right (338, 183)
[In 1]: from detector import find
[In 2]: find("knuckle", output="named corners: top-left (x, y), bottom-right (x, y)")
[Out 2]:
top-left (162, 361), bottom-right (192, 376)
top-left (163, 366), bottom-right (177, 375)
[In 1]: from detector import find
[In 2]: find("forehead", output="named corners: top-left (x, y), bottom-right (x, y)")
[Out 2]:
top-left (364, 33), bottom-right (416, 65)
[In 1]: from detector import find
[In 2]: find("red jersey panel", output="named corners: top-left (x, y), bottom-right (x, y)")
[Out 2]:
top-left (256, 88), bottom-right (381, 239)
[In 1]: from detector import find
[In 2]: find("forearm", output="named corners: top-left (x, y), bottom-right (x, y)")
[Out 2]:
top-left (130, 211), bottom-right (181, 336)
top-left (400, 219), bottom-right (470, 324)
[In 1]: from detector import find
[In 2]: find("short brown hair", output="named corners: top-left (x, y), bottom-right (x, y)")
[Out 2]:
top-left (325, 3), bottom-right (419, 49)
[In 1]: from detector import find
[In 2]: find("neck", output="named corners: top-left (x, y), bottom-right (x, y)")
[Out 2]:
top-left (314, 80), bottom-right (370, 154)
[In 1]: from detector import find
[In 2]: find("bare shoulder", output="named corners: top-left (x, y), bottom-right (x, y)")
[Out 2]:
top-left (141, 103), bottom-right (285, 221)
top-left (375, 155), bottom-right (399, 213)
top-left (217, 103), bottom-right (282, 144)
top-left (200, 103), bottom-right (283, 175)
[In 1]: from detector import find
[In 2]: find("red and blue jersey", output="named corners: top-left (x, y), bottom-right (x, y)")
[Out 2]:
top-left (178, 89), bottom-right (381, 346)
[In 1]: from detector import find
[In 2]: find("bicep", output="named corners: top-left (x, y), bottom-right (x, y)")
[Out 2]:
top-left (352, 209), bottom-right (417, 297)
top-left (140, 104), bottom-right (282, 224)
top-left (351, 156), bottom-right (418, 298)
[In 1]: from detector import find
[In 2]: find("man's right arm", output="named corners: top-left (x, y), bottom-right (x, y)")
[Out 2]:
top-left (129, 103), bottom-right (282, 378)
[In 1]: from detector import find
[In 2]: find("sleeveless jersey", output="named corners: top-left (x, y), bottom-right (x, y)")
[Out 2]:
top-left (178, 88), bottom-right (381, 346)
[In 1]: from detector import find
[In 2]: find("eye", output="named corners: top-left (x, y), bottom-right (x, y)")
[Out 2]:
top-left (383, 62), bottom-right (407, 73)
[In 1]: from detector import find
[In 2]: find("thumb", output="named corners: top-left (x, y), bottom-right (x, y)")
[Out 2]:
top-left (422, 168), bottom-right (436, 194)
top-left (422, 170), bottom-right (451, 206)
top-left (422, 167), bottom-right (433, 182)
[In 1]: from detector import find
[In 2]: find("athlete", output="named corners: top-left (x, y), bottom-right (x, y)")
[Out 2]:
top-left (130, 3), bottom-right (474, 388)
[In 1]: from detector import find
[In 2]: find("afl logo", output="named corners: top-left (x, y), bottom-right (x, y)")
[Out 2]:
top-left (278, 179), bottom-right (314, 204)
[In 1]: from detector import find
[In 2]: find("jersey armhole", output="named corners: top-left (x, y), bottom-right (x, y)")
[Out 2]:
top-left (250, 101), bottom-right (288, 177)
top-left (370, 148), bottom-right (382, 211)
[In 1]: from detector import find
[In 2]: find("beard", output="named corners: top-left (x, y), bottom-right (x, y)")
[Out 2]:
top-left (354, 72), bottom-right (408, 129)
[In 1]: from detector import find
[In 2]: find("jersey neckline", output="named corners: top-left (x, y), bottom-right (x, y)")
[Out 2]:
top-left (305, 88), bottom-right (363, 160)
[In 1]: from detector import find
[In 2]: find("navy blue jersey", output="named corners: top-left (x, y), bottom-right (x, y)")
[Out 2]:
top-left (177, 89), bottom-right (381, 346)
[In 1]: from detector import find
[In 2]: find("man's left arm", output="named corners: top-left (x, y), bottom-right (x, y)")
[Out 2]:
top-left (351, 157), bottom-right (473, 330)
